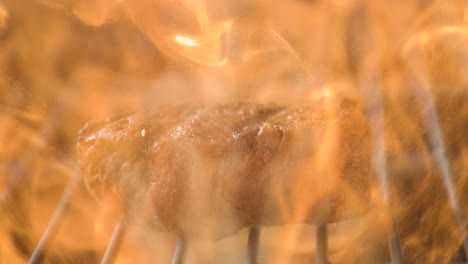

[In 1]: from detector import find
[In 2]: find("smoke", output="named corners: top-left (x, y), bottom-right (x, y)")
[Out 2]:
top-left (0, 0), bottom-right (468, 263)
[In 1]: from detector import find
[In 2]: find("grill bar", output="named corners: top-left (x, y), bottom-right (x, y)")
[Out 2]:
top-left (246, 227), bottom-right (261, 264)
top-left (387, 221), bottom-right (403, 264)
top-left (316, 224), bottom-right (328, 264)
top-left (28, 173), bottom-right (81, 264)
top-left (171, 237), bottom-right (186, 264)
top-left (365, 84), bottom-right (404, 264)
top-left (422, 99), bottom-right (468, 257)
top-left (100, 221), bottom-right (128, 264)
top-left (405, 40), bottom-right (468, 259)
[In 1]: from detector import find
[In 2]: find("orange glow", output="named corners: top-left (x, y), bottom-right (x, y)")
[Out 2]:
top-left (173, 35), bottom-right (200, 47)
top-left (1, 1), bottom-right (468, 263)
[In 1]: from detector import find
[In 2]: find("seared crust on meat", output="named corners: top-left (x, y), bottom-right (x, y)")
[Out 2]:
top-left (77, 92), bottom-right (371, 240)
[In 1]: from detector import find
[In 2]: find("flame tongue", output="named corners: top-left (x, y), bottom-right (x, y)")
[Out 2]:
top-left (122, 0), bottom-right (233, 67)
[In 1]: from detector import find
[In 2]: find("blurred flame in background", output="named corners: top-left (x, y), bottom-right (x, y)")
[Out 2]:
top-left (1, 0), bottom-right (468, 263)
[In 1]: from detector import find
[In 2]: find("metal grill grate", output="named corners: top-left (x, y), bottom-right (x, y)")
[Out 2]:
top-left (0, 104), bottom-right (466, 264)
top-left (20, 196), bottom-right (468, 264)
top-left (1, 10), bottom-right (468, 264)
top-left (11, 159), bottom-right (467, 264)
top-left (0, 99), bottom-right (465, 264)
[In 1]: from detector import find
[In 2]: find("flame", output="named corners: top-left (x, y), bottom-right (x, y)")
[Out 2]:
top-left (1, 0), bottom-right (468, 263)
top-left (173, 35), bottom-right (200, 47)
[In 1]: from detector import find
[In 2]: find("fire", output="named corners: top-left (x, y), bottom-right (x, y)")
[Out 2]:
top-left (1, 0), bottom-right (468, 263)
top-left (173, 35), bottom-right (200, 47)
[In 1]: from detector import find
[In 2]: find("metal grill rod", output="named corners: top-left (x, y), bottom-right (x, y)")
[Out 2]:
top-left (100, 220), bottom-right (128, 264)
top-left (365, 84), bottom-right (403, 264)
top-left (316, 224), bottom-right (329, 264)
top-left (386, 221), bottom-right (403, 264)
top-left (28, 173), bottom-right (81, 264)
top-left (422, 97), bottom-right (468, 256)
top-left (247, 227), bottom-right (261, 264)
top-left (171, 237), bottom-right (186, 264)
top-left (404, 38), bottom-right (468, 258)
